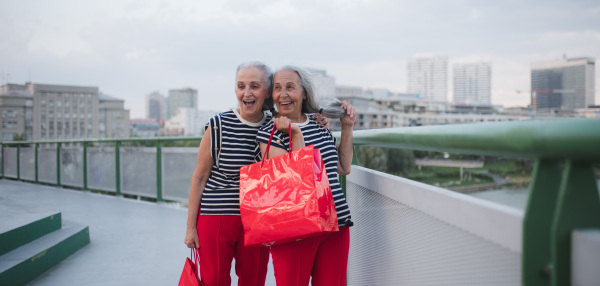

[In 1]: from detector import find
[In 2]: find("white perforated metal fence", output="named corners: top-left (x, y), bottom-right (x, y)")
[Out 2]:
top-left (346, 166), bottom-right (523, 285)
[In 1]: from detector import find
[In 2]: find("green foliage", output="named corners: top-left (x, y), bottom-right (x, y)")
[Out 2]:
top-left (482, 159), bottom-right (533, 177)
top-left (11, 133), bottom-right (31, 147)
top-left (356, 146), bottom-right (415, 176)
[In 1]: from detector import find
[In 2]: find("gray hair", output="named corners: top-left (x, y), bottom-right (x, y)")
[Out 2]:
top-left (276, 65), bottom-right (346, 119)
top-left (236, 61), bottom-right (274, 112)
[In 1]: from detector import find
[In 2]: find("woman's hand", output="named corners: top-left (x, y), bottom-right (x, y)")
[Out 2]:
top-left (312, 113), bottom-right (330, 129)
top-left (273, 116), bottom-right (301, 135)
top-left (273, 117), bottom-right (291, 133)
top-left (184, 228), bottom-right (200, 249)
top-left (340, 100), bottom-right (357, 128)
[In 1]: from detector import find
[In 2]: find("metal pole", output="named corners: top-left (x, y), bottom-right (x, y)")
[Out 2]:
top-left (1, 144), bottom-right (3, 178)
top-left (16, 145), bottom-right (20, 180)
top-left (56, 142), bottom-right (61, 186)
top-left (83, 141), bottom-right (87, 190)
top-left (35, 143), bottom-right (39, 183)
top-left (156, 141), bottom-right (163, 201)
top-left (115, 141), bottom-right (121, 196)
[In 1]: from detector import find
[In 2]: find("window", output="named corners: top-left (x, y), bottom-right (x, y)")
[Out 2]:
top-left (2, 121), bottom-right (17, 129)
top-left (2, 133), bottom-right (14, 140)
top-left (2, 109), bottom-right (17, 118)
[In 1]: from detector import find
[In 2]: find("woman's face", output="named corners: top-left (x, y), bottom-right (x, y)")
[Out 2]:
top-left (273, 69), bottom-right (305, 118)
top-left (236, 66), bottom-right (268, 120)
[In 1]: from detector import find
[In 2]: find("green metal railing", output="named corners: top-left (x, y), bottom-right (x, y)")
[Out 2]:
top-left (2, 118), bottom-right (599, 285)
top-left (333, 117), bottom-right (600, 286)
top-left (0, 136), bottom-right (202, 200)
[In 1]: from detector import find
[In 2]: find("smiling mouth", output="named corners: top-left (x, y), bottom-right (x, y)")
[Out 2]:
top-left (243, 100), bottom-right (256, 107)
top-left (280, 101), bottom-right (293, 106)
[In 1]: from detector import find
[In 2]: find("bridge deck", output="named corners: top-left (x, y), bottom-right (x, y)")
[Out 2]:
top-left (0, 180), bottom-right (275, 286)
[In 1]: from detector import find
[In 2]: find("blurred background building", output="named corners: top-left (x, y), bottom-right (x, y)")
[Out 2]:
top-left (453, 62), bottom-right (492, 106)
top-left (407, 55), bottom-right (449, 103)
top-left (168, 88), bottom-right (197, 120)
top-left (99, 92), bottom-right (130, 138)
top-left (531, 56), bottom-right (595, 110)
top-left (164, 108), bottom-right (218, 136)
top-left (0, 82), bottom-right (130, 141)
top-left (146, 91), bottom-right (167, 123)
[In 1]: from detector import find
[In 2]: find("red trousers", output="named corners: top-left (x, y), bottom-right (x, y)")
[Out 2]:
top-left (196, 214), bottom-right (270, 286)
top-left (271, 226), bottom-right (350, 286)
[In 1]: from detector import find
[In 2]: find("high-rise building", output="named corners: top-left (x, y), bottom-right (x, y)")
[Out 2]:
top-left (453, 62), bottom-right (492, 105)
top-left (168, 88), bottom-right (197, 120)
top-left (531, 57), bottom-right (595, 110)
top-left (146, 91), bottom-right (167, 122)
top-left (0, 82), bottom-right (129, 141)
top-left (407, 55), bottom-right (448, 102)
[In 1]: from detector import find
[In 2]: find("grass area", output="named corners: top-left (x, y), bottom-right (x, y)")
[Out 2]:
top-left (405, 166), bottom-right (494, 188)
top-left (404, 159), bottom-right (533, 189)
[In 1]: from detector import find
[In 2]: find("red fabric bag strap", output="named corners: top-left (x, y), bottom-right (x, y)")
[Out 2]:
top-left (262, 123), bottom-right (292, 167)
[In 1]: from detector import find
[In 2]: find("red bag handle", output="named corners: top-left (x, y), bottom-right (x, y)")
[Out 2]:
top-left (262, 123), bottom-right (292, 167)
top-left (191, 248), bottom-right (200, 277)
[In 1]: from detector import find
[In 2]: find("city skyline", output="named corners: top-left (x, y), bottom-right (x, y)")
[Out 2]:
top-left (1, 0), bottom-right (599, 118)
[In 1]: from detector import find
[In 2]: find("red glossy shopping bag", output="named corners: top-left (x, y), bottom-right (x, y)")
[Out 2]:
top-left (239, 124), bottom-right (339, 247)
top-left (178, 248), bottom-right (204, 286)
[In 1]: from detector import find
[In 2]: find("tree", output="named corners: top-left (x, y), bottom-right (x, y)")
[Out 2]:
top-left (11, 133), bottom-right (30, 147)
top-left (356, 146), bottom-right (388, 173)
top-left (356, 146), bottom-right (415, 176)
top-left (387, 148), bottom-right (415, 176)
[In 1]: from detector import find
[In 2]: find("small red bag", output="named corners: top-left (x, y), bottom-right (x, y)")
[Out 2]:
top-left (239, 124), bottom-right (339, 247)
top-left (178, 248), bottom-right (204, 286)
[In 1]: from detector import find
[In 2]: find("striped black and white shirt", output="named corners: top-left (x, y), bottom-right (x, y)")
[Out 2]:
top-left (256, 114), bottom-right (353, 227)
top-left (200, 109), bottom-right (272, 215)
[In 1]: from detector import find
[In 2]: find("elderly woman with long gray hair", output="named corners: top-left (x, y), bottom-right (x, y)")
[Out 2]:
top-left (256, 65), bottom-right (357, 286)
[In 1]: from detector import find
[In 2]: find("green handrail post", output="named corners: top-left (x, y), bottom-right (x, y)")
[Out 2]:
top-left (339, 145), bottom-right (359, 197)
top-left (115, 140), bottom-right (121, 196)
top-left (35, 143), bottom-right (39, 183)
top-left (550, 160), bottom-right (600, 286)
top-left (16, 145), bottom-right (20, 180)
top-left (56, 142), bottom-right (61, 186)
top-left (522, 159), bottom-right (562, 286)
top-left (156, 141), bottom-right (163, 202)
top-left (83, 141), bottom-right (88, 191)
top-left (1, 143), bottom-right (3, 178)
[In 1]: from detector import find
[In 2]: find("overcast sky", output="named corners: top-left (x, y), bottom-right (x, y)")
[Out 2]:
top-left (1, 0), bottom-right (599, 118)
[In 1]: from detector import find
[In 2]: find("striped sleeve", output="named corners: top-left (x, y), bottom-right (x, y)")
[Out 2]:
top-left (256, 120), bottom-right (287, 151)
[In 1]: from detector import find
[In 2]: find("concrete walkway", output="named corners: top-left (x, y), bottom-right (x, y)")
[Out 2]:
top-left (0, 180), bottom-right (276, 286)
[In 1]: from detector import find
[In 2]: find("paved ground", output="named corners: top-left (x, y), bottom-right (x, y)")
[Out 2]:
top-left (0, 179), bottom-right (276, 286)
